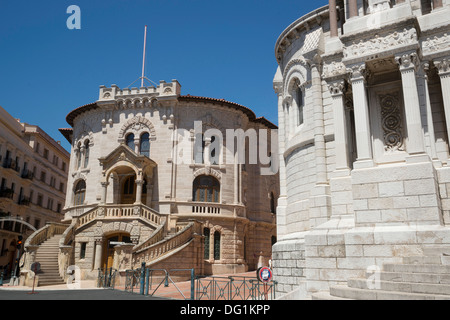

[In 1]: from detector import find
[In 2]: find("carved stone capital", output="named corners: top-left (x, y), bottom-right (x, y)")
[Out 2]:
top-left (328, 79), bottom-right (346, 96)
top-left (347, 63), bottom-right (369, 82)
top-left (395, 52), bottom-right (419, 72)
top-left (434, 58), bottom-right (450, 77)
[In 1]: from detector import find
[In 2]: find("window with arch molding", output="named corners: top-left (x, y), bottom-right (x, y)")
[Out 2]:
top-left (74, 180), bottom-right (86, 206)
top-left (214, 231), bottom-right (221, 260)
top-left (296, 86), bottom-right (304, 126)
top-left (76, 143), bottom-right (82, 169)
top-left (84, 140), bottom-right (90, 168)
top-left (193, 175), bottom-right (220, 203)
top-left (126, 133), bottom-right (135, 151)
top-left (140, 132), bottom-right (150, 157)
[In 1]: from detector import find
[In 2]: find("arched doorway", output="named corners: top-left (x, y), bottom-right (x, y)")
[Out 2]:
top-left (121, 175), bottom-right (136, 204)
top-left (103, 233), bottom-right (132, 270)
top-left (121, 175), bottom-right (148, 205)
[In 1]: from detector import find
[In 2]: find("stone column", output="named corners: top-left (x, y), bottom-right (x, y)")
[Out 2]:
top-left (421, 62), bottom-right (440, 163)
top-left (348, 0), bottom-right (358, 18)
top-left (329, 79), bottom-right (350, 173)
top-left (348, 63), bottom-right (374, 168)
top-left (275, 85), bottom-right (287, 197)
top-left (93, 238), bottom-right (103, 271)
top-left (329, 0), bottom-right (339, 38)
top-left (135, 179), bottom-right (143, 205)
top-left (100, 181), bottom-right (109, 204)
top-left (312, 63), bottom-right (328, 184)
top-left (435, 58), bottom-right (450, 162)
top-left (395, 52), bottom-right (426, 157)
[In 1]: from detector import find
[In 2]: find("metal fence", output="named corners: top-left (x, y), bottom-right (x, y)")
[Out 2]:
top-left (110, 264), bottom-right (277, 300)
top-left (97, 268), bottom-right (117, 289)
top-left (195, 275), bottom-right (277, 300)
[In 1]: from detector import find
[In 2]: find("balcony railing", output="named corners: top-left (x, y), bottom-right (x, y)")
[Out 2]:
top-left (75, 204), bottom-right (168, 229)
top-left (18, 196), bottom-right (31, 206)
top-left (171, 201), bottom-right (247, 218)
top-left (0, 188), bottom-right (14, 200)
top-left (21, 169), bottom-right (34, 180)
top-left (2, 158), bottom-right (19, 172)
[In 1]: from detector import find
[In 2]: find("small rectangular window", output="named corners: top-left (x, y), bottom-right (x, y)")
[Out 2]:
top-left (80, 242), bottom-right (87, 259)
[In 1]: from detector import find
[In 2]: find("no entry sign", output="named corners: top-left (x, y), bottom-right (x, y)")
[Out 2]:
top-left (257, 267), bottom-right (273, 283)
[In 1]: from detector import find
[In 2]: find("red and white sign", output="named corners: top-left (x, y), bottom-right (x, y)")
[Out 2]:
top-left (257, 267), bottom-right (273, 283)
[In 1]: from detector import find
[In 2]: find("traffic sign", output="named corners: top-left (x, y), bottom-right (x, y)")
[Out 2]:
top-left (257, 266), bottom-right (273, 283)
top-left (31, 262), bottom-right (40, 273)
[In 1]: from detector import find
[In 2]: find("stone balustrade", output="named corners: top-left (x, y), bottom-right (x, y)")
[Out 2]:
top-left (74, 204), bottom-right (167, 229)
top-left (172, 201), bottom-right (247, 219)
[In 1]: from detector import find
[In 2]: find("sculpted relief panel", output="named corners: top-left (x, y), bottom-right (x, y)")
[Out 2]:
top-left (380, 93), bottom-right (404, 153)
top-left (343, 28), bottom-right (418, 60)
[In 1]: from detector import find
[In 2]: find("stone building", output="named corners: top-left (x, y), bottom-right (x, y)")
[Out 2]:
top-left (273, 0), bottom-right (450, 299)
top-left (0, 105), bottom-right (69, 274)
top-left (22, 79), bottom-right (278, 284)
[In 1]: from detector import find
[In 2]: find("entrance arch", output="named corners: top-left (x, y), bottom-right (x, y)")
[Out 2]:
top-left (103, 233), bottom-right (132, 270)
top-left (99, 144), bottom-right (157, 206)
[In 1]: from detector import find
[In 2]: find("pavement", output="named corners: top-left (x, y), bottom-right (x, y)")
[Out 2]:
top-left (0, 271), bottom-right (260, 300)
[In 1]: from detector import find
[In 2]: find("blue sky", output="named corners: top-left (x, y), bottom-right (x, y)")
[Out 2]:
top-left (0, 0), bottom-right (327, 152)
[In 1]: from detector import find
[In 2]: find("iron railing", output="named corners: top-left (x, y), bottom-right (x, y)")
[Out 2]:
top-left (97, 268), bottom-right (117, 289)
top-left (195, 275), bottom-right (277, 300)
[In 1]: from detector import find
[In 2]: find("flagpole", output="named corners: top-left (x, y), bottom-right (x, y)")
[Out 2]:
top-left (141, 25), bottom-right (148, 88)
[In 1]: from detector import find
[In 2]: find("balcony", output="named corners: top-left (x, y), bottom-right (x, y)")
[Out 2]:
top-left (170, 201), bottom-right (247, 219)
top-left (73, 203), bottom-right (168, 230)
top-left (0, 188), bottom-right (14, 200)
top-left (21, 169), bottom-right (34, 180)
top-left (18, 196), bottom-right (31, 206)
top-left (2, 158), bottom-right (19, 173)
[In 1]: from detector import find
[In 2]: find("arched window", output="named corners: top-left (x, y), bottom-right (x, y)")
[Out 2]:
top-left (123, 176), bottom-right (135, 195)
top-left (209, 135), bottom-right (219, 165)
top-left (270, 192), bottom-right (276, 214)
top-left (140, 132), bottom-right (150, 157)
top-left (76, 143), bottom-right (82, 169)
top-left (84, 140), bottom-right (90, 168)
top-left (194, 133), bottom-right (205, 164)
top-left (126, 133), bottom-right (135, 151)
top-left (214, 231), bottom-right (221, 260)
top-left (297, 87), bottom-right (304, 126)
top-left (204, 228), bottom-right (210, 259)
top-left (193, 175), bottom-right (220, 203)
top-left (74, 180), bottom-right (86, 206)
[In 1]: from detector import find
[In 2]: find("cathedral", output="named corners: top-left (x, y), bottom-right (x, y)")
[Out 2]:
top-left (273, 0), bottom-right (450, 299)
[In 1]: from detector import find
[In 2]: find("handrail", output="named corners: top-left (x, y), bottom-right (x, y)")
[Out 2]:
top-left (25, 222), bottom-right (69, 247)
top-left (132, 222), bottom-right (166, 252)
top-left (133, 222), bottom-right (195, 262)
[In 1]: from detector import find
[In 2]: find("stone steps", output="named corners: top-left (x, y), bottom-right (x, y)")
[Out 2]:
top-left (312, 251), bottom-right (450, 300)
top-left (348, 278), bottom-right (450, 295)
top-left (34, 235), bottom-right (65, 286)
top-left (378, 271), bottom-right (450, 285)
top-left (328, 285), bottom-right (450, 300)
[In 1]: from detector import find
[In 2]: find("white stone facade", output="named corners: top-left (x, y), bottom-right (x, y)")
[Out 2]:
top-left (273, 0), bottom-right (450, 298)
top-left (59, 80), bottom-right (278, 279)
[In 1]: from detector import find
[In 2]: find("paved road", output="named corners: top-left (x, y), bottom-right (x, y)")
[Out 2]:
top-left (0, 288), bottom-right (169, 300)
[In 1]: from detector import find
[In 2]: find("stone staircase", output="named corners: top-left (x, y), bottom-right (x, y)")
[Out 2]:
top-left (34, 235), bottom-right (65, 286)
top-left (312, 246), bottom-right (450, 300)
